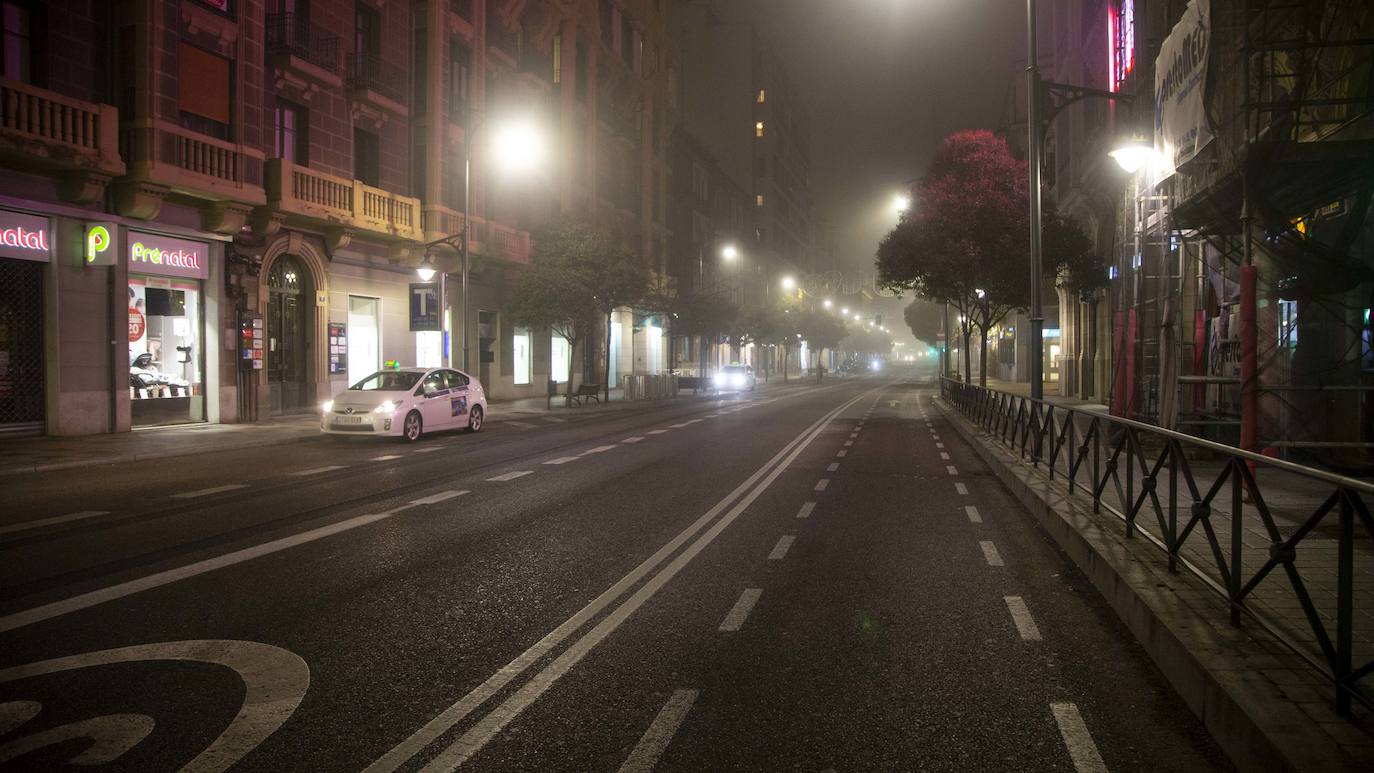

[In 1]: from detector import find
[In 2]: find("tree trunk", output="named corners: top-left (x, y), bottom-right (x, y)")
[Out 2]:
top-left (978, 327), bottom-right (989, 387)
top-left (566, 336), bottom-right (577, 404)
top-left (962, 329), bottom-right (972, 384)
top-left (604, 311), bottom-right (613, 403)
top-left (783, 347), bottom-right (790, 382)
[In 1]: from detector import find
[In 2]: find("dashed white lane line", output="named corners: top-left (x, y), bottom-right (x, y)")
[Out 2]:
top-left (1051, 703), bottom-right (1109, 773)
top-left (543, 457), bottom-right (580, 465)
top-left (826, 462), bottom-right (839, 472)
top-left (171, 484), bottom-right (248, 499)
top-left (410, 490), bottom-right (469, 505)
top-left (487, 471), bottom-right (534, 482)
top-left (617, 689), bottom-right (700, 773)
top-left (980, 540), bottom-right (1004, 566)
top-left (289, 465), bottom-right (347, 477)
top-left (668, 422), bottom-right (692, 428)
top-left (939, 452), bottom-right (951, 460)
top-left (965, 505), bottom-right (982, 523)
top-left (956, 482), bottom-right (969, 495)
top-left (768, 535), bottom-right (796, 560)
top-left (1004, 596), bottom-right (1043, 641)
top-left (935, 442), bottom-right (945, 449)
top-left (542, 417), bottom-right (566, 423)
top-left (580, 445), bottom-right (617, 455)
top-left (719, 588), bottom-right (763, 631)
top-left (413, 446), bottom-right (443, 453)
top-left (946, 465), bottom-right (959, 475)
top-left (814, 479), bottom-right (830, 492)
top-left (371, 454), bottom-right (402, 461)
top-left (795, 502), bottom-right (816, 519)
top-left (844, 440), bottom-right (853, 447)
top-left (507, 421), bottom-right (537, 429)
top-left (849, 432), bottom-right (859, 438)
top-left (621, 437), bottom-right (645, 444)
top-left (646, 429), bottom-right (670, 435)
top-left (836, 449), bottom-right (848, 457)
top-left (0, 510), bottom-right (110, 535)
top-left (933, 434), bottom-right (941, 441)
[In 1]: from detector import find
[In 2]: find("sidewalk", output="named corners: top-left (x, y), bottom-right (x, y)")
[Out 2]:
top-left (0, 378), bottom-right (805, 476)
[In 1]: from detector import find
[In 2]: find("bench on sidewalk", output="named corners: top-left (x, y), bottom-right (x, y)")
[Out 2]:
top-left (568, 384), bottom-right (603, 406)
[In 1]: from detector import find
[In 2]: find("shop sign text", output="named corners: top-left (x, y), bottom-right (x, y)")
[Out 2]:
top-left (0, 210), bottom-right (51, 263)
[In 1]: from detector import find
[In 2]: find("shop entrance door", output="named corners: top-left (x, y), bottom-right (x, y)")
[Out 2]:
top-left (268, 255), bottom-right (312, 413)
top-left (0, 258), bottom-right (44, 435)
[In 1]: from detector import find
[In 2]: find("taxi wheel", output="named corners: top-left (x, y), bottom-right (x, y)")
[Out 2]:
top-left (467, 405), bottom-right (484, 433)
top-left (402, 410), bottom-right (423, 442)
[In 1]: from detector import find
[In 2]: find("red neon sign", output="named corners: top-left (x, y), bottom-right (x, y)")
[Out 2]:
top-left (1110, 0), bottom-right (1136, 91)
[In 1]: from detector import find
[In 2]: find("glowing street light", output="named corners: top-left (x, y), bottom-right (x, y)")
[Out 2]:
top-left (781, 275), bottom-right (797, 291)
top-left (841, 307), bottom-right (849, 315)
top-left (490, 118), bottom-right (545, 175)
top-left (823, 299), bottom-right (833, 309)
top-left (975, 288), bottom-right (986, 299)
top-left (721, 244), bottom-right (739, 261)
top-left (893, 194), bottom-right (911, 214)
top-left (1108, 137), bottom-right (1159, 174)
top-left (415, 256), bottom-right (437, 282)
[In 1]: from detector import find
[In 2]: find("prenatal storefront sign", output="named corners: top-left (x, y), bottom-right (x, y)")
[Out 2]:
top-left (0, 210), bottom-right (51, 263)
top-left (127, 231), bottom-right (209, 280)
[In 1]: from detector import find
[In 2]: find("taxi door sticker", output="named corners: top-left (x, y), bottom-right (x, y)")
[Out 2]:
top-left (450, 395), bottom-right (468, 417)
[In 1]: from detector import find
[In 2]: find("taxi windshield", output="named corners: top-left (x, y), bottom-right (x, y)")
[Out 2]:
top-left (349, 371), bottom-right (423, 391)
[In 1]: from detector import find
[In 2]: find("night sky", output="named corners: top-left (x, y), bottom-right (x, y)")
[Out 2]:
top-left (715, 0), bottom-right (1027, 274)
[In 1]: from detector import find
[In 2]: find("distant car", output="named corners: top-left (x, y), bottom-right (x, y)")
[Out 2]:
top-left (713, 364), bottom-right (756, 392)
top-left (321, 367), bottom-right (486, 441)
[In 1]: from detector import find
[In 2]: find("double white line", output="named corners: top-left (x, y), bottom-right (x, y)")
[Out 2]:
top-left (367, 386), bottom-right (881, 772)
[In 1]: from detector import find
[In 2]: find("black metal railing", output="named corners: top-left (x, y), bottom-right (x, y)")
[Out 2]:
top-left (347, 52), bottom-right (407, 105)
top-left (265, 13), bottom-right (340, 75)
top-left (939, 377), bottom-right (1374, 714)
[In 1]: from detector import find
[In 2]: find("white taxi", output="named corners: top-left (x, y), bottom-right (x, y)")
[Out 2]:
top-left (321, 367), bottom-right (486, 441)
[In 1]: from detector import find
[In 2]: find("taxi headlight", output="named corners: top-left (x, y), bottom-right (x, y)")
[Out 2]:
top-left (732, 374), bottom-right (746, 387)
top-left (321, 400), bottom-right (334, 414)
top-left (375, 400), bottom-right (397, 415)
top-left (713, 373), bottom-right (727, 386)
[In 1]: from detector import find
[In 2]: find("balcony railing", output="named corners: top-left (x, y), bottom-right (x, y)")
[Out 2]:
top-left (489, 222), bottom-right (530, 264)
top-left (265, 158), bottom-right (422, 241)
top-left (266, 13), bottom-right (340, 75)
top-left (347, 52), bottom-right (407, 107)
top-left (121, 118), bottom-right (264, 203)
top-left (0, 78), bottom-right (123, 175)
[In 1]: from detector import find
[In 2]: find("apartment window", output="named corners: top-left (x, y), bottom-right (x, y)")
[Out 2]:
top-left (755, 121), bottom-right (764, 138)
top-left (631, 28), bottom-right (642, 74)
top-left (575, 45), bottom-right (588, 102)
top-left (691, 163), bottom-right (708, 201)
top-left (756, 194), bottom-right (764, 207)
top-left (552, 33), bottom-right (562, 84)
top-left (599, 0), bottom-right (614, 49)
top-left (273, 99), bottom-right (308, 164)
top-left (448, 38), bottom-right (471, 119)
top-left (355, 2), bottom-right (380, 59)
top-left (619, 12), bottom-right (631, 61)
top-left (757, 88), bottom-right (765, 103)
top-left (354, 127), bottom-right (379, 186)
top-left (178, 43), bottom-right (233, 141)
top-left (0, 1), bottom-right (33, 83)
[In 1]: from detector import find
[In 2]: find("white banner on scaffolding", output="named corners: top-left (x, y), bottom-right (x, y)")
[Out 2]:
top-left (1154, 0), bottom-right (1212, 177)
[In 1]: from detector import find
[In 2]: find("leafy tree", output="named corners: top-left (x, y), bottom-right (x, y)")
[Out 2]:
top-left (510, 229), bottom-right (602, 403)
top-left (741, 305), bottom-right (786, 381)
top-left (903, 300), bottom-right (944, 351)
top-left (670, 291), bottom-right (737, 375)
top-left (877, 130), bottom-right (1097, 386)
top-left (800, 309), bottom-right (848, 381)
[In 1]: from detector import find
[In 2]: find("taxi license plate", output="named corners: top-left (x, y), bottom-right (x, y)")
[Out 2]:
top-left (333, 415), bottom-right (364, 425)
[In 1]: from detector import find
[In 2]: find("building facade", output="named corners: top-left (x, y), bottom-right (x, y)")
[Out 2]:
top-left (0, 0), bottom-right (679, 436)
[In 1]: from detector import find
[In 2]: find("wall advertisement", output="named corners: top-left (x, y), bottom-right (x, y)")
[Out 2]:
top-left (1154, 0), bottom-right (1212, 177)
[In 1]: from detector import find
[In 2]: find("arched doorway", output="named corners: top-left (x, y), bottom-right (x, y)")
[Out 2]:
top-left (267, 255), bottom-right (313, 413)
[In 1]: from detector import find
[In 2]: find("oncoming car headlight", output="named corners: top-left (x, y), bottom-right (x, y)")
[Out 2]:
top-left (732, 374), bottom-right (746, 387)
top-left (374, 400), bottom-right (398, 415)
top-left (713, 373), bottom-right (727, 386)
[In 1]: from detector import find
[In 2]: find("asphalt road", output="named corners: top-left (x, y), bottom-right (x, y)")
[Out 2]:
top-left (0, 376), bottom-right (1233, 772)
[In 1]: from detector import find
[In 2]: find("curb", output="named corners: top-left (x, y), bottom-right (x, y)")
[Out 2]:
top-left (935, 397), bottom-right (1360, 773)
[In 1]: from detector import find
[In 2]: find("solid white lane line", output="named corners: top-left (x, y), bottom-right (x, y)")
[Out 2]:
top-left (617, 689), bottom-right (699, 773)
top-left (0, 507), bottom-right (409, 633)
top-left (795, 502), bottom-right (816, 519)
top-left (956, 482), bottom-right (968, 495)
top-left (719, 588), bottom-right (763, 631)
top-left (580, 445), bottom-right (617, 455)
top-left (965, 505), bottom-right (982, 523)
top-left (836, 449), bottom-right (847, 457)
top-left (980, 541), bottom-right (1004, 566)
top-left (0, 510), bottom-right (111, 535)
top-left (621, 437), bottom-right (645, 444)
top-left (768, 535), bottom-right (796, 560)
top-left (370, 388), bottom-right (880, 773)
top-left (939, 452), bottom-right (950, 460)
top-left (289, 465), bottom-right (347, 477)
top-left (170, 484), bottom-right (247, 499)
top-left (411, 490), bottom-right (469, 506)
top-left (543, 457), bottom-right (580, 465)
top-left (371, 454), bottom-right (402, 461)
top-left (646, 429), bottom-right (670, 435)
top-left (946, 465), bottom-right (959, 475)
top-left (814, 479), bottom-right (830, 492)
top-left (487, 471), bottom-right (534, 482)
top-left (1051, 703), bottom-right (1109, 773)
top-left (826, 462), bottom-right (839, 472)
top-left (1004, 596), bottom-right (1043, 641)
